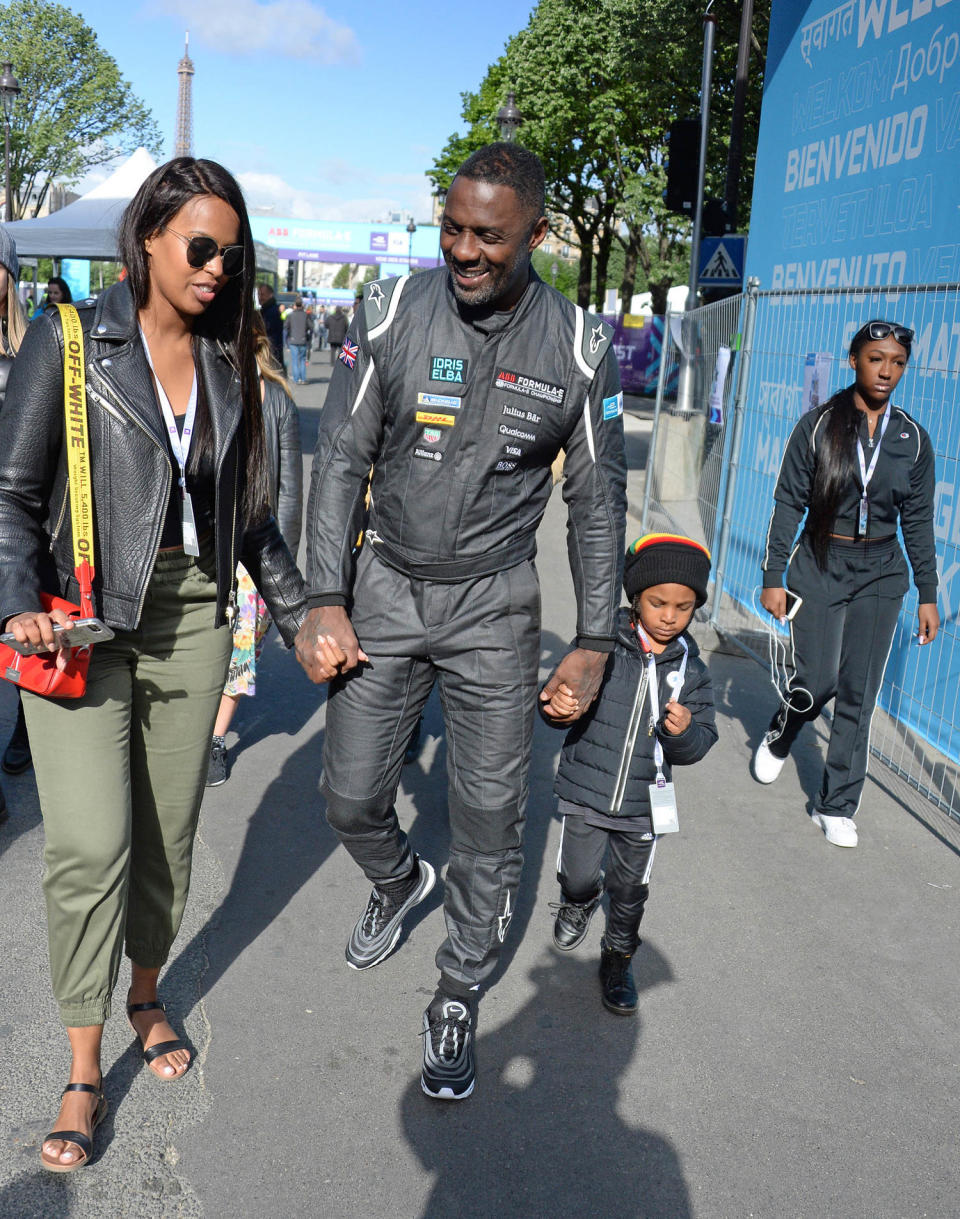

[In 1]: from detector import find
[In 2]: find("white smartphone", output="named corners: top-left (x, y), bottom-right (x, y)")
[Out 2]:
top-left (0, 617), bottom-right (115, 656)
top-left (783, 590), bottom-right (803, 621)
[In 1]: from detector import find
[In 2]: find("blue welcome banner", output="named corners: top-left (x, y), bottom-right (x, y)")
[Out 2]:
top-left (725, 0), bottom-right (960, 763)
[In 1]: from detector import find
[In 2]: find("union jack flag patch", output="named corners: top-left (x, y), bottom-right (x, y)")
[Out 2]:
top-left (338, 338), bottom-right (358, 369)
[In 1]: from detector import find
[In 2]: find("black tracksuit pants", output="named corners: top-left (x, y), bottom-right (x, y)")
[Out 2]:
top-left (558, 811), bottom-right (655, 953)
top-left (767, 534), bottom-right (908, 817)
top-left (321, 547), bottom-right (541, 998)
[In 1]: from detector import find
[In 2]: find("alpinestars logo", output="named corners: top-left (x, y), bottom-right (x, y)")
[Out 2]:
top-left (497, 891), bottom-right (513, 942)
top-left (367, 282), bottom-right (385, 312)
top-left (590, 323), bottom-right (605, 354)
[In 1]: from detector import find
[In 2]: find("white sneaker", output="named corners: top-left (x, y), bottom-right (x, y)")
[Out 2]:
top-left (811, 813), bottom-right (858, 847)
top-left (753, 735), bottom-right (786, 784)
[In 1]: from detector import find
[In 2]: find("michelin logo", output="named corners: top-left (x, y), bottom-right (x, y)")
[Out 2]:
top-left (417, 392), bottom-right (461, 410)
top-left (414, 446), bottom-right (443, 462)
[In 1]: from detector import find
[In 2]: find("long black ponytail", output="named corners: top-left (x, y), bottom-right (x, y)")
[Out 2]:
top-left (807, 386), bottom-right (860, 567)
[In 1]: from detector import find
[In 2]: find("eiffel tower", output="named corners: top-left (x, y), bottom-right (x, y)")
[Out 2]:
top-left (174, 32), bottom-right (194, 159)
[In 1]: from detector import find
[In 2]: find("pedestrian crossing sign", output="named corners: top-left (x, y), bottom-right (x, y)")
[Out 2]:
top-left (699, 236), bottom-right (747, 287)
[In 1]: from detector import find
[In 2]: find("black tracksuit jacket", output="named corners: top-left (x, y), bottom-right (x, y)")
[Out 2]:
top-left (762, 392), bottom-right (938, 603)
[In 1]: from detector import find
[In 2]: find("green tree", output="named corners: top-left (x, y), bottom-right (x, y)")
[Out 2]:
top-left (0, 0), bottom-right (161, 218)
top-left (531, 248), bottom-right (579, 302)
top-left (332, 262), bottom-right (356, 289)
top-left (430, 0), bottom-right (767, 313)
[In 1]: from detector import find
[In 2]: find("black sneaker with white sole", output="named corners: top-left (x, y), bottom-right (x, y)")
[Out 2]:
top-left (421, 995), bottom-right (475, 1100)
top-left (345, 856), bottom-right (436, 970)
top-left (206, 736), bottom-right (227, 787)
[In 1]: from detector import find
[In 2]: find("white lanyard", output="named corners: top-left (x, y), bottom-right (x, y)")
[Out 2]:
top-left (635, 622), bottom-right (689, 783)
top-left (140, 329), bottom-right (200, 555)
top-left (855, 404), bottom-right (890, 537)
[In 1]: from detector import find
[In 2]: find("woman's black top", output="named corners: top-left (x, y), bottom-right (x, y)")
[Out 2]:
top-left (762, 398), bottom-right (938, 604)
top-left (158, 413), bottom-right (215, 549)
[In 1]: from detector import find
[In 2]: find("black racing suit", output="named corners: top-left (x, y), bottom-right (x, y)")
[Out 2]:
top-left (305, 266), bottom-right (627, 997)
top-left (761, 393), bottom-right (937, 817)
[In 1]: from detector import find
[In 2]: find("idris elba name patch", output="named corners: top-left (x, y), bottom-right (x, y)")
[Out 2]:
top-left (430, 356), bottom-right (468, 384)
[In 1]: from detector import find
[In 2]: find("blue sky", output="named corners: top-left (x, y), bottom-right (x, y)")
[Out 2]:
top-left (74, 0), bottom-right (529, 222)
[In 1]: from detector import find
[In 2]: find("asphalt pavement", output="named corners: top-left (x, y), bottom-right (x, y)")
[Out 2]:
top-left (0, 352), bottom-right (957, 1219)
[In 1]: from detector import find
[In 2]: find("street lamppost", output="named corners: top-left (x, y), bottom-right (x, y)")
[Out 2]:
top-left (406, 218), bottom-right (416, 272)
top-left (0, 62), bottom-right (21, 224)
top-left (496, 91), bottom-right (522, 142)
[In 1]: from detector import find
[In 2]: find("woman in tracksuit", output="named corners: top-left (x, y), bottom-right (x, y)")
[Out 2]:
top-left (754, 320), bottom-right (939, 848)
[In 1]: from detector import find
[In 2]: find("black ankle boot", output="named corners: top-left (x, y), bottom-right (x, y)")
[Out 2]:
top-left (599, 940), bottom-right (638, 1015)
top-left (551, 884), bottom-right (603, 951)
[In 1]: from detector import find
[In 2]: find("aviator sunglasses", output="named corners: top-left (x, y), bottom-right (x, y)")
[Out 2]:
top-left (864, 321), bottom-right (914, 345)
top-left (165, 227), bottom-right (245, 277)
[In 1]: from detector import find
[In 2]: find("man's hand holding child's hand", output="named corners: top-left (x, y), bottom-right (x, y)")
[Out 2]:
top-left (541, 682), bottom-right (579, 719)
top-left (662, 700), bottom-right (691, 735)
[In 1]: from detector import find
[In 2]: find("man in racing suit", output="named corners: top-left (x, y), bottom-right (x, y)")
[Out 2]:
top-left (296, 143), bottom-right (626, 1100)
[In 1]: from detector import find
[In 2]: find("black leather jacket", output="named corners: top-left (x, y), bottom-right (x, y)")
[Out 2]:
top-left (0, 281), bottom-right (307, 644)
top-left (307, 268), bottom-right (626, 650)
top-left (262, 377), bottom-right (302, 559)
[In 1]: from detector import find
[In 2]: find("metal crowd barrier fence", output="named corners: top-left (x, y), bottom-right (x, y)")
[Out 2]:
top-left (642, 281), bottom-right (960, 825)
top-left (640, 293), bottom-right (745, 557)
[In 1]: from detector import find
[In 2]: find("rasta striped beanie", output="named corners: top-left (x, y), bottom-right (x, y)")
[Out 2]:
top-left (624, 533), bottom-right (712, 607)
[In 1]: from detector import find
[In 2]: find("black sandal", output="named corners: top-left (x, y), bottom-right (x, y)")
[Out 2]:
top-left (41, 1081), bottom-right (107, 1173)
top-left (126, 997), bottom-right (190, 1081)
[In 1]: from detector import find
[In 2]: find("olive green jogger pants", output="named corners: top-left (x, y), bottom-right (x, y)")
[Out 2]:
top-left (23, 543), bottom-right (233, 1027)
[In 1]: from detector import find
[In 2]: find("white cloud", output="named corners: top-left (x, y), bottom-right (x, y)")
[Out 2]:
top-left (154, 0), bottom-right (359, 63)
top-left (237, 168), bottom-right (435, 225)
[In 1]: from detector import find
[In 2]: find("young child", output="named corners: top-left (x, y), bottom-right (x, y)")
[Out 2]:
top-left (545, 533), bottom-right (717, 1015)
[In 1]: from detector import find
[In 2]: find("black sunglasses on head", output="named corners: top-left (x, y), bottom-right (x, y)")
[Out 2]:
top-left (865, 321), bottom-right (913, 345)
top-left (165, 227), bottom-right (245, 277)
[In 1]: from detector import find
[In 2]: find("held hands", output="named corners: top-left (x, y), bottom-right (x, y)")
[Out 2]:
top-left (917, 603), bottom-right (939, 646)
top-left (760, 586), bottom-right (787, 623)
top-left (662, 700), bottom-right (691, 735)
top-left (540, 647), bottom-right (607, 723)
top-left (5, 609), bottom-right (75, 652)
top-left (294, 605), bottom-right (368, 685)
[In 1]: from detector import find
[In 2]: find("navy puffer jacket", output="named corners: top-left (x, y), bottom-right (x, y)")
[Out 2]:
top-left (554, 608), bottom-right (717, 822)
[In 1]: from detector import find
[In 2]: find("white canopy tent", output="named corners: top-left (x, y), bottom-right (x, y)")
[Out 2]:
top-left (2, 147), bottom-right (279, 279)
top-left (3, 147), bottom-right (158, 259)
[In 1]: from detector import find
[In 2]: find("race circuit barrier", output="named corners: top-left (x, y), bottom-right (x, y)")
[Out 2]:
top-left (642, 280), bottom-right (960, 825)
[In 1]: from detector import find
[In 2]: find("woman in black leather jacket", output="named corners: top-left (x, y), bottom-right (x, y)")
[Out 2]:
top-left (0, 158), bottom-right (307, 1172)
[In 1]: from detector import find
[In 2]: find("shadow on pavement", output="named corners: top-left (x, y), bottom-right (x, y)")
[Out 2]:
top-left (400, 952), bottom-right (690, 1219)
top-left (706, 648), bottom-right (830, 809)
top-left (159, 716), bottom-right (340, 1019)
